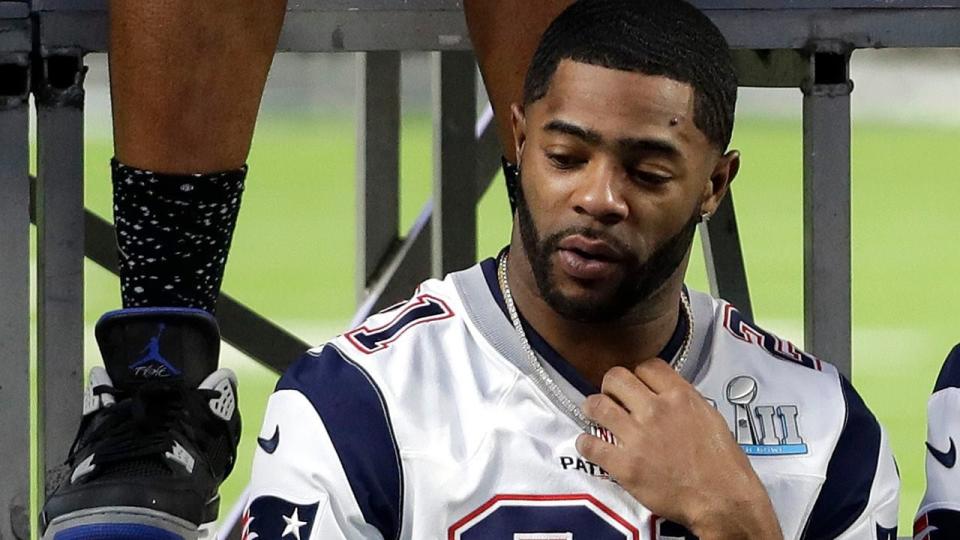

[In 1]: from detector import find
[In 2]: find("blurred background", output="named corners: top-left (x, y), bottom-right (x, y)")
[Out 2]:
top-left (56, 48), bottom-right (960, 530)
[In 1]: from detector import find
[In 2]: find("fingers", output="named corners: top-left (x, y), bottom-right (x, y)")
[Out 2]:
top-left (576, 431), bottom-right (644, 489)
top-left (601, 359), bottom-right (687, 410)
top-left (582, 393), bottom-right (633, 437)
top-left (600, 366), bottom-right (653, 413)
top-left (575, 432), bottom-right (619, 467)
top-left (632, 357), bottom-right (686, 394)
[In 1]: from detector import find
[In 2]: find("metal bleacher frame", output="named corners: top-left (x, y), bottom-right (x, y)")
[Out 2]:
top-left (2, 0), bottom-right (960, 537)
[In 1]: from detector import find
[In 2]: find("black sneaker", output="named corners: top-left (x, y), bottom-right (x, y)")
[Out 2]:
top-left (41, 308), bottom-right (241, 540)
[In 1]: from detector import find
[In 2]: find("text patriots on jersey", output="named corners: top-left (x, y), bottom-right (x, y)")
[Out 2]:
top-left (558, 455), bottom-right (610, 479)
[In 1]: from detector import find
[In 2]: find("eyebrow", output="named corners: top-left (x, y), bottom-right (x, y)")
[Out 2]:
top-left (543, 120), bottom-right (602, 145)
top-left (619, 138), bottom-right (682, 159)
top-left (543, 119), bottom-right (682, 158)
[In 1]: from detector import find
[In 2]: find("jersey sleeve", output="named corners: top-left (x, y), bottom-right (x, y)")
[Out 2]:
top-left (802, 376), bottom-right (900, 539)
top-left (914, 344), bottom-right (960, 539)
top-left (244, 345), bottom-right (404, 540)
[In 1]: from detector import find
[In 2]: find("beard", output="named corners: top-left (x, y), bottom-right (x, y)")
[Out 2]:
top-left (515, 177), bottom-right (698, 323)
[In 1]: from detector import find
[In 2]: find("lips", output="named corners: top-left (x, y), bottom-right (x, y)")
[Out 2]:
top-left (557, 235), bottom-right (624, 262)
top-left (555, 235), bottom-right (625, 280)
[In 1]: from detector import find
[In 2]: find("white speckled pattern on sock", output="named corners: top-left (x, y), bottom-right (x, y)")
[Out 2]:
top-left (112, 159), bottom-right (247, 313)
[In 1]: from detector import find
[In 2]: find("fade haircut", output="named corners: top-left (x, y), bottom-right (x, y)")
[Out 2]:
top-left (523, 0), bottom-right (738, 151)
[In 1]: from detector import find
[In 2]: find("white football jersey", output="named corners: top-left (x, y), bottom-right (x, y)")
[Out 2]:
top-left (914, 344), bottom-right (960, 540)
top-left (245, 258), bottom-right (899, 540)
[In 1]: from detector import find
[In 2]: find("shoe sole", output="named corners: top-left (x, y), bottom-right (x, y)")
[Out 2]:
top-left (41, 507), bottom-right (214, 540)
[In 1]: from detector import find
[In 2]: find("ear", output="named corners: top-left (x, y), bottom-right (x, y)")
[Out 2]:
top-left (510, 103), bottom-right (527, 168)
top-left (700, 150), bottom-right (740, 217)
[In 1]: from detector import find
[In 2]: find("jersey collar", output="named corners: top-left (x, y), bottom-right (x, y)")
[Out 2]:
top-left (479, 255), bottom-right (689, 396)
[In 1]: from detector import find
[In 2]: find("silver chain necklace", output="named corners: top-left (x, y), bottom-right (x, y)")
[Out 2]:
top-left (497, 251), bottom-right (694, 433)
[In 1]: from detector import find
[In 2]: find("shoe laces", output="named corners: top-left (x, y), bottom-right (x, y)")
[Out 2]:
top-left (71, 380), bottom-right (223, 475)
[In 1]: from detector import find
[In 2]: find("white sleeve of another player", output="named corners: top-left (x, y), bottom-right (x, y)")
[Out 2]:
top-left (913, 385), bottom-right (960, 540)
top-left (918, 387), bottom-right (960, 511)
top-left (245, 389), bottom-right (385, 540)
top-left (833, 426), bottom-right (900, 540)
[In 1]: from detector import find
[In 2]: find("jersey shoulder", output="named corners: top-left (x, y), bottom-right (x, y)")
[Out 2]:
top-left (260, 349), bottom-right (405, 540)
top-left (691, 293), bottom-right (897, 537)
top-left (703, 294), bottom-right (825, 374)
top-left (283, 269), bottom-right (520, 456)
top-left (336, 275), bottom-right (463, 359)
top-left (933, 342), bottom-right (960, 392)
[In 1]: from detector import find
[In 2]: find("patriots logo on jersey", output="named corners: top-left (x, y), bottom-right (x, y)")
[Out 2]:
top-left (243, 496), bottom-right (319, 540)
top-left (914, 509), bottom-right (960, 539)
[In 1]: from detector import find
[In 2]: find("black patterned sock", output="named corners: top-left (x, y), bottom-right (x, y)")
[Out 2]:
top-left (112, 158), bottom-right (246, 313)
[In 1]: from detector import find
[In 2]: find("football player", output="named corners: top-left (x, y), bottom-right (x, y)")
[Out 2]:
top-left (246, 1), bottom-right (900, 538)
top-left (914, 344), bottom-right (960, 539)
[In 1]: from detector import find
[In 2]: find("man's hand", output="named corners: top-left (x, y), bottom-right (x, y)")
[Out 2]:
top-left (576, 359), bottom-right (783, 540)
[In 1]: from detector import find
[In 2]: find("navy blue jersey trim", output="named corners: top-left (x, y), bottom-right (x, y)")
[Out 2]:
top-left (276, 346), bottom-right (403, 540)
top-left (934, 343), bottom-right (960, 392)
top-left (481, 256), bottom-right (508, 318)
top-left (802, 375), bottom-right (882, 539)
top-left (659, 287), bottom-right (688, 364)
top-left (481, 256), bottom-right (597, 395)
top-left (916, 508), bottom-right (960, 539)
top-left (481, 253), bottom-right (687, 396)
top-left (522, 317), bottom-right (600, 396)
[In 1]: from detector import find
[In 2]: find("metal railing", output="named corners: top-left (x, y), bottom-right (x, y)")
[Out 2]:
top-left (3, 0), bottom-right (960, 537)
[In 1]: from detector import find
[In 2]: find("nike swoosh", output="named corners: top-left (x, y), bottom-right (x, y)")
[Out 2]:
top-left (257, 426), bottom-right (280, 454)
top-left (926, 437), bottom-right (956, 468)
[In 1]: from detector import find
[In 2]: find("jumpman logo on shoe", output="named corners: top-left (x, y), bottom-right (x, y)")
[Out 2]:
top-left (129, 324), bottom-right (182, 377)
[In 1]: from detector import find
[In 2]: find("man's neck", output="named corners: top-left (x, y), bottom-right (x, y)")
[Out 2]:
top-left (504, 248), bottom-right (684, 390)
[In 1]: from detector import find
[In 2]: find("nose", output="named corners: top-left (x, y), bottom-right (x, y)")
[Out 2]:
top-left (571, 164), bottom-right (629, 225)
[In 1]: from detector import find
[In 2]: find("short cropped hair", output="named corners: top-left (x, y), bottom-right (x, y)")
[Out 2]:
top-left (523, 0), bottom-right (738, 151)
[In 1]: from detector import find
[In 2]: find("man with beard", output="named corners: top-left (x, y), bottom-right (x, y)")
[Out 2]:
top-left (245, 1), bottom-right (899, 538)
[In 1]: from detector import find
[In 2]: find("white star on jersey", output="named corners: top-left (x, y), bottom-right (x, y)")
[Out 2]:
top-left (281, 508), bottom-right (307, 540)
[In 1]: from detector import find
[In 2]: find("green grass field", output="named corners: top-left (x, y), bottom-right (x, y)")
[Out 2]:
top-left (73, 112), bottom-right (960, 532)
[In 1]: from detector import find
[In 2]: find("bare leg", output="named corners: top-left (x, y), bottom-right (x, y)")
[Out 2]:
top-left (108, 0), bottom-right (287, 311)
top-left (110, 0), bottom-right (286, 173)
top-left (464, 0), bottom-right (573, 164)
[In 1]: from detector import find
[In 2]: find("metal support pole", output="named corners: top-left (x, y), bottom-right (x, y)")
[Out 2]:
top-left (34, 49), bottom-right (87, 502)
top-left (474, 105), bottom-right (502, 196)
top-left (431, 51), bottom-right (476, 277)
top-left (700, 191), bottom-right (753, 322)
top-left (350, 106), bottom-right (500, 326)
top-left (352, 204), bottom-right (434, 326)
top-left (35, 2), bottom-right (960, 54)
top-left (356, 51), bottom-right (402, 303)
top-left (802, 50), bottom-right (853, 379)
top-left (0, 49), bottom-right (32, 540)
